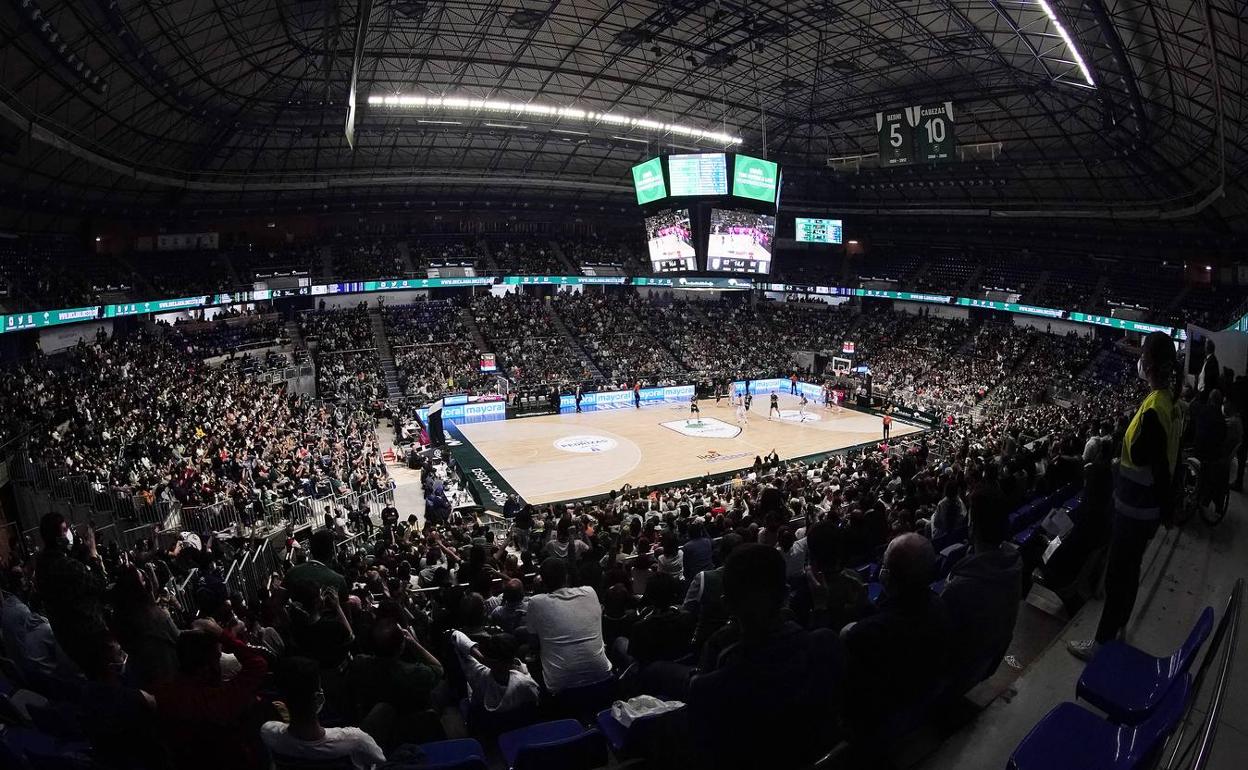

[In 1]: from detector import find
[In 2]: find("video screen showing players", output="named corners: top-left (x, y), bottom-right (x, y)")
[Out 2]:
top-left (706, 209), bottom-right (776, 274)
top-left (645, 209), bottom-right (697, 272)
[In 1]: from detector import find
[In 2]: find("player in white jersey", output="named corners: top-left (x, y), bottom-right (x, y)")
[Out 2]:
top-left (798, 393), bottom-right (809, 422)
top-left (736, 399), bottom-right (748, 425)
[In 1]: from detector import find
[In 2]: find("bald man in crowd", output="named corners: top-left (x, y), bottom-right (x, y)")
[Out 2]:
top-left (841, 533), bottom-right (952, 735)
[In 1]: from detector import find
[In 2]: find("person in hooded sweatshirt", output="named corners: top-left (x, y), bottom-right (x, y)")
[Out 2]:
top-left (939, 490), bottom-right (1022, 691)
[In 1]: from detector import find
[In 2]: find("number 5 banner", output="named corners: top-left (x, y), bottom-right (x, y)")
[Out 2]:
top-left (876, 106), bottom-right (921, 166)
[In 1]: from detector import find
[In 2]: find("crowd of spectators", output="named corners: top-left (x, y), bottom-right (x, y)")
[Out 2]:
top-left (0, 237), bottom-right (123, 311)
top-left (164, 313), bottom-right (288, 359)
top-left (332, 240), bottom-right (408, 280)
top-left (386, 301), bottom-right (495, 401)
top-left (4, 284), bottom-right (1245, 769)
top-left (297, 306), bottom-right (386, 408)
top-left (1, 365), bottom-right (1136, 769)
top-left (487, 240), bottom-right (565, 275)
top-left (129, 250), bottom-right (236, 298)
top-left (550, 291), bottom-right (685, 382)
top-left (559, 238), bottom-right (646, 274)
top-left (472, 293), bottom-right (590, 386)
top-left (2, 329), bottom-right (388, 519)
top-left (408, 240), bottom-right (476, 270)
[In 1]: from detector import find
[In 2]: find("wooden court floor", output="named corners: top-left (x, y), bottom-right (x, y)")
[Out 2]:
top-left (454, 393), bottom-right (923, 504)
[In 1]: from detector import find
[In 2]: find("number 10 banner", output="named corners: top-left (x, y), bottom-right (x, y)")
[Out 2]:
top-left (876, 102), bottom-right (956, 165)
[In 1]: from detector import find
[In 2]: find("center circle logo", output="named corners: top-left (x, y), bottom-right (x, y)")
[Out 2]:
top-left (554, 435), bottom-right (618, 454)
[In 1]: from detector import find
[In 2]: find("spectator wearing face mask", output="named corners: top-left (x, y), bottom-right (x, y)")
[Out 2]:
top-left (34, 512), bottom-right (110, 672)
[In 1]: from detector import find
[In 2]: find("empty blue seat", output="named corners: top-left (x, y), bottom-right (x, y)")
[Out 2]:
top-left (497, 719), bottom-right (607, 770)
top-left (595, 704), bottom-right (685, 756)
top-left (1077, 607), bottom-right (1213, 724)
top-left (411, 738), bottom-right (488, 770)
top-left (1008, 674), bottom-right (1190, 770)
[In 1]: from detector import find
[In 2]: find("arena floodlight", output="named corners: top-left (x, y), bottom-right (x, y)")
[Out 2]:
top-left (368, 94), bottom-right (743, 145)
top-left (1036, 0), bottom-right (1095, 87)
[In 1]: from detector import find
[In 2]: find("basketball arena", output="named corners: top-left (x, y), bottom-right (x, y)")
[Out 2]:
top-left (446, 389), bottom-right (923, 505)
top-left (0, 3), bottom-right (1244, 770)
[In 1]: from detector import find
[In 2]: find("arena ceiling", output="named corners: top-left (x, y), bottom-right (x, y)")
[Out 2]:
top-left (0, 0), bottom-right (1244, 229)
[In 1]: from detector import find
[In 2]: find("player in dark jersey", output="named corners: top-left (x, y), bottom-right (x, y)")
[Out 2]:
top-left (769, 392), bottom-right (781, 420)
top-left (744, 392), bottom-right (753, 413)
top-left (687, 394), bottom-right (701, 425)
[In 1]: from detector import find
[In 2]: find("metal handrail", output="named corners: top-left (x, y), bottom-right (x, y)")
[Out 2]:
top-left (1188, 577), bottom-right (1242, 770)
top-left (1163, 577), bottom-right (1243, 770)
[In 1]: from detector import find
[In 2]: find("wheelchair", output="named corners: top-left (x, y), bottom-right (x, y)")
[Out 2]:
top-left (1178, 453), bottom-right (1229, 526)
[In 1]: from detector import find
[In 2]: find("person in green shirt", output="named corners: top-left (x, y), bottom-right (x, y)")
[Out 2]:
top-left (285, 529), bottom-right (349, 599)
top-left (348, 620), bottom-right (444, 716)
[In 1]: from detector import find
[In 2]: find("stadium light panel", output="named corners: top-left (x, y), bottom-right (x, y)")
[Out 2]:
top-left (368, 94), bottom-right (743, 145)
top-left (1037, 0), bottom-right (1095, 86)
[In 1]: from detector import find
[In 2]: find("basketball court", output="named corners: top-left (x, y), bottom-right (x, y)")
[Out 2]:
top-left (446, 392), bottom-right (924, 505)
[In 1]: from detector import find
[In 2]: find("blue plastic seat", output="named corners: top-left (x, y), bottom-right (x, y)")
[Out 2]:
top-left (497, 719), bottom-right (607, 770)
top-left (411, 738), bottom-right (488, 770)
top-left (1008, 674), bottom-right (1190, 770)
top-left (1077, 607), bottom-right (1213, 724)
top-left (547, 676), bottom-right (615, 720)
top-left (867, 582), bottom-right (884, 605)
top-left (595, 704), bottom-right (686, 756)
top-left (936, 543), bottom-right (967, 579)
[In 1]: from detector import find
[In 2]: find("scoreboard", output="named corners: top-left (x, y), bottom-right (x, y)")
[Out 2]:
top-left (876, 101), bottom-right (957, 165)
top-left (795, 217), bottom-right (843, 244)
top-left (668, 153), bottom-right (728, 196)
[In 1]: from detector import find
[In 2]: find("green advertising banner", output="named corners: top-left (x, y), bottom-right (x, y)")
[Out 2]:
top-left (856, 289), bottom-right (952, 304)
top-left (502, 276), bottom-right (627, 286)
top-left (106, 295), bottom-right (210, 317)
top-left (956, 298), bottom-right (1064, 319)
top-left (732, 153), bottom-right (779, 203)
top-left (1, 306), bottom-right (101, 333)
top-left (631, 157), bottom-right (667, 205)
top-left (1068, 313), bottom-right (1175, 336)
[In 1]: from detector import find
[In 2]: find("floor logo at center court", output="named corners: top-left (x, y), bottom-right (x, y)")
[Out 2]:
top-left (554, 435), bottom-right (619, 453)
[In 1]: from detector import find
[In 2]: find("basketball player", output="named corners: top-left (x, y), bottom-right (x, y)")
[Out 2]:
top-left (798, 393), bottom-right (809, 422)
top-left (736, 397), bottom-right (749, 425)
top-left (715, 382), bottom-right (724, 406)
top-left (744, 391), bottom-right (753, 414)
top-left (823, 382), bottom-right (832, 410)
top-left (831, 387), bottom-right (843, 414)
top-left (769, 392), bottom-right (781, 421)
top-left (687, 393), bottom-right (701, 426)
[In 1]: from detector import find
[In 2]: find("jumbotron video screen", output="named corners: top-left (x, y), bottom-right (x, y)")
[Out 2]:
top-left (706, 209), bottom-right (776, 274)
top-left (644, 209), bottom-right (697, 272)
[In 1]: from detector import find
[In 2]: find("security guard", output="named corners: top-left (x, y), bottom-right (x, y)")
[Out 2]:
top-left (1069, 331), bottom-right (1179, 661)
